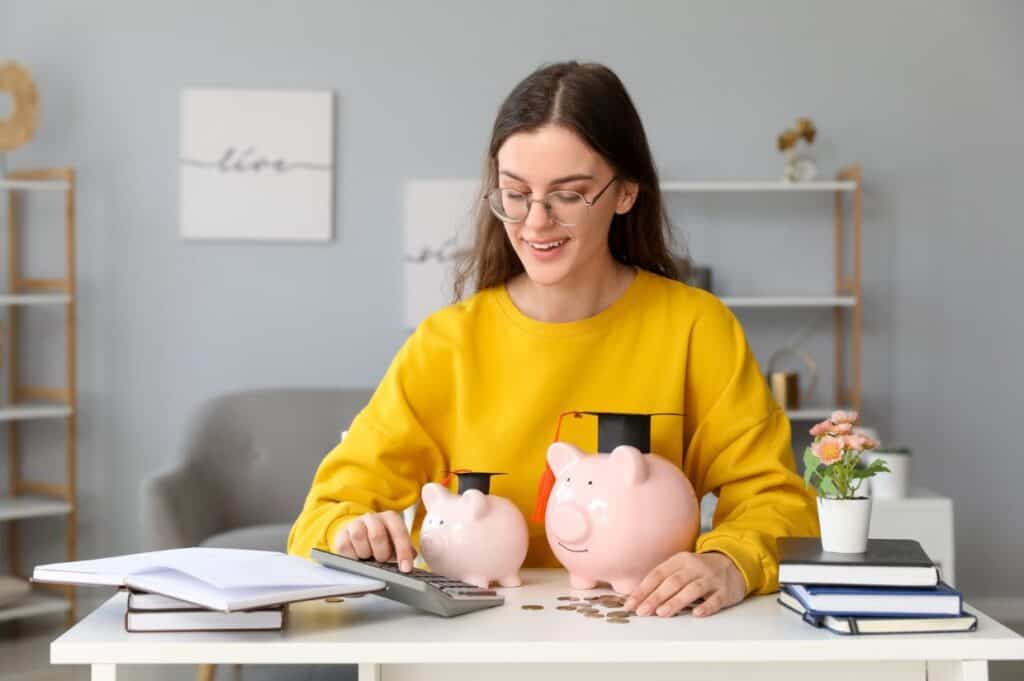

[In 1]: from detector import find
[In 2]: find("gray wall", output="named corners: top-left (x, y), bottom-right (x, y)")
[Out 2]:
top-left (1, 1), bottom-right (1021, 603)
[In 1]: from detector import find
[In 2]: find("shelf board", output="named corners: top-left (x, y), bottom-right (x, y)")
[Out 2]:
top-left (0, 591), bottom-right (71, 623)
top-left (0, 403), bottom-right (74, 422)
top-left (0, 178), bottom-right (71, 192)
top-left (661, 180), bottom-right (857, 192)
top-left (0, 293), bottom-right (72, 306)
top-left (722, 296), bottom-right (856, 308)
top-left (0, 496), bottom-right (73, 522)
top-left (787, 409), bottom-right (851, 421)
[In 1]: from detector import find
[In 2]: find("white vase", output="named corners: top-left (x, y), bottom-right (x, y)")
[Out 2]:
top-left (865, 451), bottom-right (912, 499)
top-left (816, 496), bottom-right (872, 553)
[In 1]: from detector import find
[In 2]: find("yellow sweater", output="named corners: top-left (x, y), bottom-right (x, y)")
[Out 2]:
top-left (288, 269), bottom-right (819, 595)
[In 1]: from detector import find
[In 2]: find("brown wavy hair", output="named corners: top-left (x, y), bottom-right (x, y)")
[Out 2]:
top-left (453, 60), bottom-right (687, 301)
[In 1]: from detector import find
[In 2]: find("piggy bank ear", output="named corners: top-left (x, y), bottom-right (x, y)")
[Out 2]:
top-left (609, 445), bottom-right (648, 485)
top-left (547, 442), bottom-right (584, 477)
top-left (458, 489), bottom-right (489, 520)
top-left (421, 482), bottom-right (452, 512)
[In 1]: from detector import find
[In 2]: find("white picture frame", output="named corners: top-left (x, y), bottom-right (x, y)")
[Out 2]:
top-left (403, 179), bottom-right (480, 329)
top-left (179, 88), bottom-right (335, 241)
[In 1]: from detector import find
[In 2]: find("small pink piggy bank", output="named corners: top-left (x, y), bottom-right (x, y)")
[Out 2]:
top-left (545, 442), bottom-right (700, 594)
top-left (419, 482), bottom-right (529, 589)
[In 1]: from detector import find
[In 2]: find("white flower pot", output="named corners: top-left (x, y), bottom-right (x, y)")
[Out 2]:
top-left (865, 451), bottom-right (912, 499)
top-left (817, 496), bottom-right (872, 553)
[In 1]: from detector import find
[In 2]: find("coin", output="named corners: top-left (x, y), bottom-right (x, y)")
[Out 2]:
top-left (556, 596), bottom-right (574, 601)
top-left (521, 604), bottom-right (544, 610)
top-left (606, 617), bottom-right (630, 624)
top-left (577, 608), bottom-right (599, 615)
top-left (325, 597), bottom-right (345, 603)
top-left (607, 610), bottom-right (632, 618)
top-left (556, 605), bottom-right (577, 611)
top-left (585, 612), bottom-right (605, 618)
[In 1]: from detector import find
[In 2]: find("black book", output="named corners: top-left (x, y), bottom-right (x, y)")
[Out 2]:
top-left (778, 537), bottom-right (939, 587)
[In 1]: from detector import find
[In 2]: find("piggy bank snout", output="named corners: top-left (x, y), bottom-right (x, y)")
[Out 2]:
top-left (549, 504), bottom-right (590, 544)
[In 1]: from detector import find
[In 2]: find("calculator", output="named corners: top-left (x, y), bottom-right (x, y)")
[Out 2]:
top-left (311, 548), bottom-right (505, 617)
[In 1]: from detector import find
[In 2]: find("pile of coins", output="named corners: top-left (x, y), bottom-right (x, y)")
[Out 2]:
top-left (521, 593), bottom-right (636, 623)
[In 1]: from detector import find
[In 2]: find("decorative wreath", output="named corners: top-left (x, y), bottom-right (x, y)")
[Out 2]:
top-left (0, 61), bottom-right (40, 152)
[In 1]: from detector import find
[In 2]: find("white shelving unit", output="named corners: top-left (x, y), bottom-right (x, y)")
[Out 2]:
top-left (0, 293), bottom-right (73, 306)
top-left (0, 496), bottom-right (74, 522)
top-left (0, 403), bottom-right (74, 422)
top-left (662, 166), bottom-right (865, 420)
top-left (720, 296), bottom-right (856, 309)
top-left (660, 179), bottom-right (857, 192)
top-left (1, 166), bottom-right (79, 625)
top-left (784, 408), bottom-right (839, 422)
top-left (0, 178), bottom-right (70, 192)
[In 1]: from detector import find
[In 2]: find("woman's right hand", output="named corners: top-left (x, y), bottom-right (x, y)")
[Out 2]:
top-left (331, 511), bottom-right (417, 572)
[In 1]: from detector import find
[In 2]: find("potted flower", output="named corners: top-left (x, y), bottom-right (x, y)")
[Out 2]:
top-left (803, 410), bottom-right (889, 553)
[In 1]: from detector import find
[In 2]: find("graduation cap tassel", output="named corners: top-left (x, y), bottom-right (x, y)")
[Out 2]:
top-left (441, 468), bottom-right (473, 488)
top-left (532, 412), bottom-right (583, 524)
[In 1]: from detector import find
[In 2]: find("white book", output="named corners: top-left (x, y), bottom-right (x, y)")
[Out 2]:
top-left (125, 608), bottom-right (284, 632)
top-left (127, 591), bottom-right (207, 611)
top-left (33, 548), bottom-right (385, 612)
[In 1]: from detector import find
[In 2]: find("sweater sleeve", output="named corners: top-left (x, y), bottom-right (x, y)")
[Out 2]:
top-left (682, 293), bottom-right (820, 595)
top-left (286, 322), bottom-right (453, 558)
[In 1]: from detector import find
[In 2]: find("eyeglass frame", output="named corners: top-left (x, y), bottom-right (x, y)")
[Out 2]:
top-left (482, 175), bottom-right (619, 227)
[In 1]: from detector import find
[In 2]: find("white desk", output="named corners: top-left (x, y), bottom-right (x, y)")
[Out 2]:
top-left (52, 570), bottom-right (1024, 681)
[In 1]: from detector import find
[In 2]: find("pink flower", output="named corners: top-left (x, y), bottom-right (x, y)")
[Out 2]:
top-left (842, 434), bottom-right (880, 452)
top-left (809, 419), bottom-right (833, 437)
top-left (812, 435), bottom-right (844, 464)
top-left (830, 410), bottom-right (859, 425)
top-left (833, 422), bottom-right (854, 435)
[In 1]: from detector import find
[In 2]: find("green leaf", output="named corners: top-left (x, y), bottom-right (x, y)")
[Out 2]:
top-left (819, 476), bottom-right (838, 497)
top-left (803, 446), bottom-right (820, 473)
top-left (869, 459), bottom-right (892, 474)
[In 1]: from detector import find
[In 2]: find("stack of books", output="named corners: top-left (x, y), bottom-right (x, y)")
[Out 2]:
top-left (125, 591), bottom-right (285, 632)
top-left (777, 537), bottom-right (978, 635)
top-left (32, 547), bottom-right (385, 633)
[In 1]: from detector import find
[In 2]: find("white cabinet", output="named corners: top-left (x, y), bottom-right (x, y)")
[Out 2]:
top-left (870, 486), bottom-right (956, 586)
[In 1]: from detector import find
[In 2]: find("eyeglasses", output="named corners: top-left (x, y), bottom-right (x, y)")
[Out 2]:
top-left (484, 176), bottom-right (618, 227)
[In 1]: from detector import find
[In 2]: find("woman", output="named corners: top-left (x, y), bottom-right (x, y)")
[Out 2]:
top-left (288, 61), bottom-right (819, 618)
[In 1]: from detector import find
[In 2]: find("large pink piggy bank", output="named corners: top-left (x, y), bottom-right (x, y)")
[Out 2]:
top-left (545, 442), bottom-right (700, 594)
top-left (419, 483), bottom-right (529, 589)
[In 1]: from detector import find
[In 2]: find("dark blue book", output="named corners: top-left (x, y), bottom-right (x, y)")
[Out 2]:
top-left (782, 582), bottom-right (962, 617)
top-left (778, 590), bottom-right (978, 635)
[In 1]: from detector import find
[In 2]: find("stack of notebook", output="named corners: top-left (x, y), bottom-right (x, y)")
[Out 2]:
top-left (32, 547), bottom-right (385, 633)
top-left (776, 537), bottom-right (978, 635)
top-left (125, 591), bottom-right (285, 632)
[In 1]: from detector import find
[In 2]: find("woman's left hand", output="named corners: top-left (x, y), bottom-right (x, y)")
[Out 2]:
top-left (622, 551), bottom-right (747, 618)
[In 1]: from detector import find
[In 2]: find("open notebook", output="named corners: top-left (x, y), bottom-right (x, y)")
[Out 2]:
top-left (33, 548), bottom-right (385, 612)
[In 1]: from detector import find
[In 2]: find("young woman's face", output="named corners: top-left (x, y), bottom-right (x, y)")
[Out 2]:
top-left (495, 124), bottom-right (636, 287)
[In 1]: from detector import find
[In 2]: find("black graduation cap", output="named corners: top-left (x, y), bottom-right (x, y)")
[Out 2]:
top-left (451, 471), bottom-right (506, 495)
top-left (575, 411), bottom-right (682, 454)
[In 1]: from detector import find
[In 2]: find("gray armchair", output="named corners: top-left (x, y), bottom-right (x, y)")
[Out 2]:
top-left (145, 387), bottom-right (373, 553)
